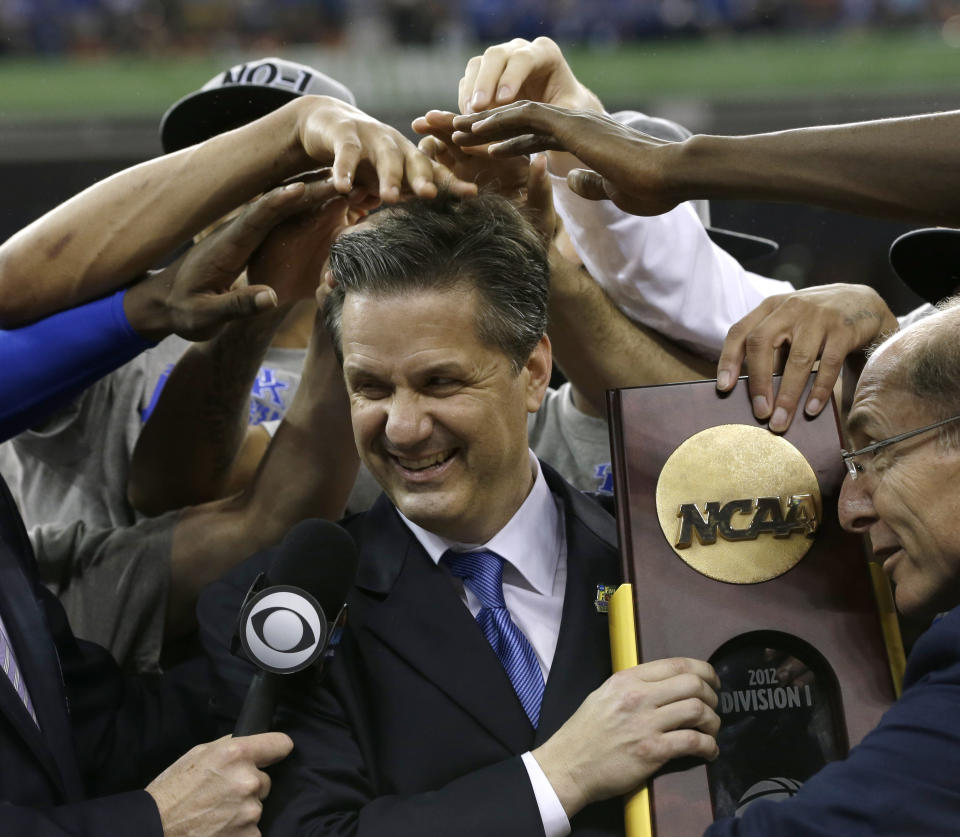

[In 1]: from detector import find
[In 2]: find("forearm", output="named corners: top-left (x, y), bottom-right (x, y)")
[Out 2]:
top-left (128, 304), bottom-right (292, 515)
top-left (0, 99), bottom-right (313, 327)
top-left (543, 88), bottom-right (604, 179)
top-left (671, 113), bottom-right (960, 224)
top-left (548, 250), bottom-right (712, 417)
top-left (165, 322), bottom-right (357, 635)
top-left (0, 290), bottom-right (151, 442)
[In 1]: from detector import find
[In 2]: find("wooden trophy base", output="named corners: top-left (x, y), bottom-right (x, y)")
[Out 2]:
top-left (608, 377), bottom-right (901, 834)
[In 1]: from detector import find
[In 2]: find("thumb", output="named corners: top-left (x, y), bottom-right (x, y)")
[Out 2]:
top-left (242, 732), bottom-right (295, 768)
top-left (181, 285), bottom-right (277, 338)
top-left (566, 168), bottom-right (609, 202)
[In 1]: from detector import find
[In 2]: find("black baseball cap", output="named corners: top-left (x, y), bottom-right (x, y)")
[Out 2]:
top-left (160, 56), bottom-right (356, 153)
top-left (889, 227), bottom-right (960, 305)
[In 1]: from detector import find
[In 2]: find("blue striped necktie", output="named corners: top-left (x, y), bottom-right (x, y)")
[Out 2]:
top-left (441, 548), bottom-right (545, 727)
top-left (0, 617), bottom-right (38, 726)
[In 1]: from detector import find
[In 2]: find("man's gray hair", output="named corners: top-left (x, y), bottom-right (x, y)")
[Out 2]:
top-left (323, 192), bottom-right (549, 373)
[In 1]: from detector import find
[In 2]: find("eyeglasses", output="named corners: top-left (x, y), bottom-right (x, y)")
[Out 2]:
top-left (841, 413), bottom-right (960, 480)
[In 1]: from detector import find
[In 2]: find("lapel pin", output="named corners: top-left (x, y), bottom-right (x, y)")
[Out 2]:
top-left (594, 584), bottom-right (618, 613)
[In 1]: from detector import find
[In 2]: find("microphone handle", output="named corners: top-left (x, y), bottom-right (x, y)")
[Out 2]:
top-left (234, 670), bottom-right (281, 736)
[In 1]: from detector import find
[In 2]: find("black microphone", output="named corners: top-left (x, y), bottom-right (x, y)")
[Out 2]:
top-left (233, 518), bottom-right (359, 736)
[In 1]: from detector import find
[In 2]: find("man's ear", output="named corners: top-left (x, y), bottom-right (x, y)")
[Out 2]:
top-left (524, 334), bottom-right (552, 412)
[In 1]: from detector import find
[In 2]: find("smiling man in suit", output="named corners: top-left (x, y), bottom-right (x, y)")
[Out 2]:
top-left (200, 192), bottom-right (721, 837)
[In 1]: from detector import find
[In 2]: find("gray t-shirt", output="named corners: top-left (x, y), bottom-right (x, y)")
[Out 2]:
top-left (0, 336), bottom-right (305, 671)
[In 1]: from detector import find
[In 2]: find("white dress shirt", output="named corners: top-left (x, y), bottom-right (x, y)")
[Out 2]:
top-left (398, 451), bottom-right (572, 837)
top-left (548, 127), bottom-right (794, 360)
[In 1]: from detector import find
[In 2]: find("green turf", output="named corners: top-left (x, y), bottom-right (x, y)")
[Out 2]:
top-left (566, 30), bottom-right (960, 99)
top-left (0, 30), bottom-right (958, 117)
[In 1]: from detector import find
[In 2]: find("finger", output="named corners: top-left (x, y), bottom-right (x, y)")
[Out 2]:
top-left (494, 47), bottom-right (537, 105)
top-left (295, 176), bottom-right (342, 205)
top-left (331, 133), bottom-right (363, 193)
top-left (768, 332), bottom-right (823, 433)
top-left (459, 55), bottom-right (482, 113)
top-left (257, 768), bottom-right (272, 801)
top-left (432, 160), bottom-right (479, 198)
top-left (525, 155), bottom-right (555, 239)
top-left (414, 109), bottom-right (457, 136)
top-left (403, 146), bottom-right (440, 199)
top-left (417, 135), bottom-right (457, 170)
top-left (621, 729), bottom-right (719, 781)
top-left (739, 320), bottom-right (784, 421)
top-left (646, 672), bottom-right (720, 711)
top-left (656, 697), bottom-right (722, 738)
top-left (221, 286), bottom-right (278, 320)
top-left (463, 101), bottom-right (562, 141)
top-left (632, 657), bottom-right (720, 689)
top-left (487, 134), bottom-right (561, 157)
top-left (716, 306), bottom-right (770, 392)
top-left (804, 335), bottom-right (848, 417)
top-left (468, 46), bottom-right (511, 113)
top-left (566, 169), bottom-right (609, 202)
top-left (369, 138), bottom-right (404, 202)
top-left (242, 731), bottom-right (295, 767)
top-left (656, 728), bottom-right (721, 764)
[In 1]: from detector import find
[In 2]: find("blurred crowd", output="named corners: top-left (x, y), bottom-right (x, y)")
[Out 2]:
top-left (0, 0), bottom-right (957, 55)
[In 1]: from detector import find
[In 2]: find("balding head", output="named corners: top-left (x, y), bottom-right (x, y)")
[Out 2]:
top-left (864, 296), bottom-right (960, 443)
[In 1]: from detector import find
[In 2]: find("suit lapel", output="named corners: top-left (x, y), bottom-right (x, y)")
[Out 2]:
top-left (537, 466), bottom-right (621, 743)
top-left (0, 477), bottom-right (80, 798)
top-left (355, 497), bottom-right (534, 751)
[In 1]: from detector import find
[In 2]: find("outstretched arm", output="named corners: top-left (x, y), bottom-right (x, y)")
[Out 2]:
top-left (0, 96), bottom-right (475, 327)
top-left (0, 181), bottom-right (327, 443)
top-left (128, 173), bottom-right (365, 516)
top-left (163, 302), bottom-right (357, 638)
top-left (453, 102), bottom-right (960, 225)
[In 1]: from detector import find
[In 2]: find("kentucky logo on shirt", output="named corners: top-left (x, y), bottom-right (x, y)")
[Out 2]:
top-left (249, 368), bottom-right (290, 425)
top-left (593, 463), bottom-right (614, 495)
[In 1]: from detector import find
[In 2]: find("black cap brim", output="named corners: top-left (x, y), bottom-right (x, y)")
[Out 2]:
top-left (160, 85), bottom-right (302, 153)
top-left (889, 228), bottom-right (960, 305)
top-left (706, 227), bottom-right (779, 264)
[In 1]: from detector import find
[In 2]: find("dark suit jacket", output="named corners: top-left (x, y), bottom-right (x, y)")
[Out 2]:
top-left (0, 474), bottom-right (213, 836)
top-left (199, 462), bottom-right (625, 837)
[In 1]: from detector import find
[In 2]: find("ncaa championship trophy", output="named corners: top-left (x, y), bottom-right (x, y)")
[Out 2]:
top-left (606, 376), bottom-right (904, 835)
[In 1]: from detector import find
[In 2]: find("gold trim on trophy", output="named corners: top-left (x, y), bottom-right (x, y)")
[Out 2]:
top-left (655, 424), bottom-right (821, 584)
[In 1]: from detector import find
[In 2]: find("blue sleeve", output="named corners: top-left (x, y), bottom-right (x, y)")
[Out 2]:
top-left (0, 290), bottom-right (152, 442)
top-left (704, 611), bottom-right (960, 837)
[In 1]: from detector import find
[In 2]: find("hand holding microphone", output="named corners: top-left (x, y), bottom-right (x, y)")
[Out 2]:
top-left (146, 519), bottom-right (358, 836)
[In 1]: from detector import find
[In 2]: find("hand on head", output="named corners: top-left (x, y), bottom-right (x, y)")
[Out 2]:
top-left (296, 96), bottom-right (478, 204)
top-left (247, 170), bottom-right (377, 307)
top-left (124, 178), bottom-right (357, 342)
top-left (412, 110), bottom-right (531, 198)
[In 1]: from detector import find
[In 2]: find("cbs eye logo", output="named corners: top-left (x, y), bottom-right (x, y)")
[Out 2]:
top-left (240, 586), bottom-right (328, 674)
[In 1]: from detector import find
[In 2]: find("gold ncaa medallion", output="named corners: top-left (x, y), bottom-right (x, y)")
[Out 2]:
top-left (655, 424), bottom-right (821, 584)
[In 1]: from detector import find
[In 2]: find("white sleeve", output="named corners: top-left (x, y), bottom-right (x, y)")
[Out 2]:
top-left (521, 751), bottom-right (572, 837)
top-left (550, 171), bottom-right (794, 359)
